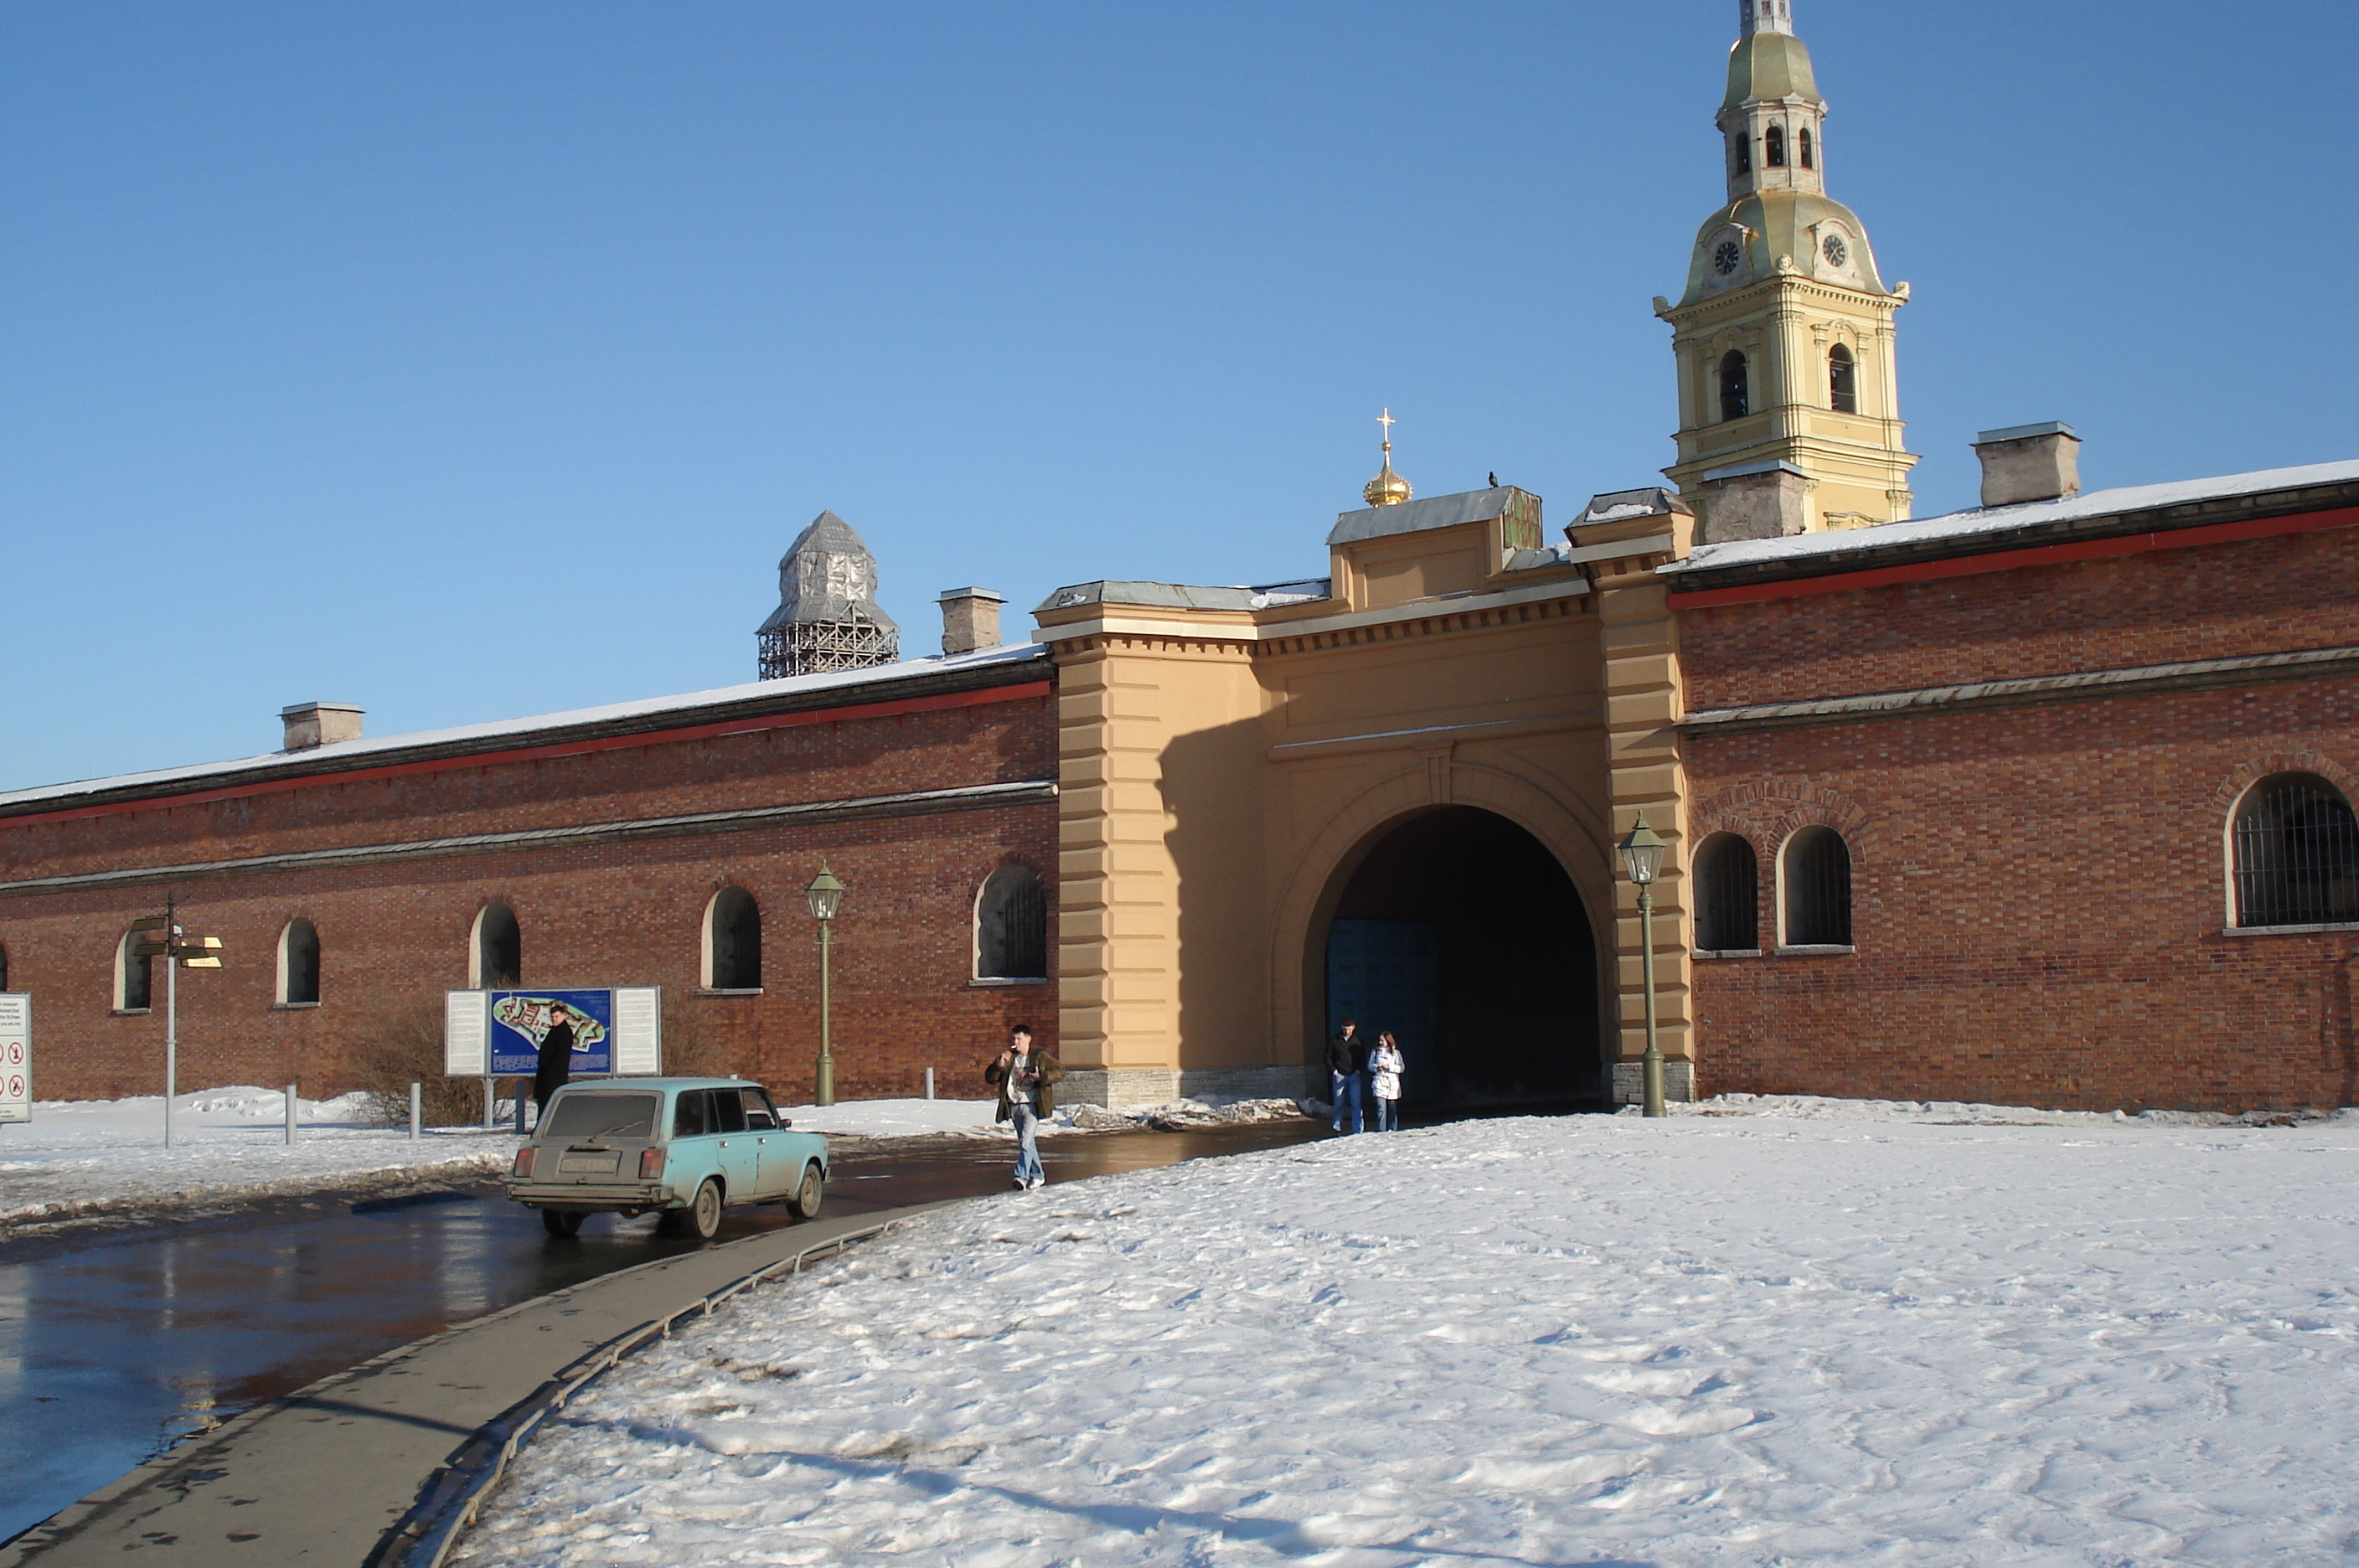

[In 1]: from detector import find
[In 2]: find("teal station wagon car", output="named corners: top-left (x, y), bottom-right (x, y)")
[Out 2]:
top-left (507, 1077), bottom-right (827, 1240)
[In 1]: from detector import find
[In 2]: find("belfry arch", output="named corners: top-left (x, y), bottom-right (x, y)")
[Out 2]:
top-left (1309, 806), bottom-right (1604, 1111)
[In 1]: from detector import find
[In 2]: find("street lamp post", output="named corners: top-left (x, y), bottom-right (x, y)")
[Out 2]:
top-left (1617, 815), bottom-right (1669, 1119)
top-left (804, 864), bottom-right (845, 1107)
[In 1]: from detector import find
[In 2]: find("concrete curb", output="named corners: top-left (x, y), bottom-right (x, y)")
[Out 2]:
top-left (384, 1216), bottom-right (911, 1567)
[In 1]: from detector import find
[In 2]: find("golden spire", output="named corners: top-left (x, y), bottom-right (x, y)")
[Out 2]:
top-left (1362, 408), bottom-right (1412, 507)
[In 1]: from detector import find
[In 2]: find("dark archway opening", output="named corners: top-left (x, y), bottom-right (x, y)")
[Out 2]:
top-left (1321, 807), bottom-right (1600, 1112)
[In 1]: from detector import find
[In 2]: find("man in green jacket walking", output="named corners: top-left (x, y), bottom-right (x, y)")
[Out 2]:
top-left (984, 1024), bottom-right (1061, 1191)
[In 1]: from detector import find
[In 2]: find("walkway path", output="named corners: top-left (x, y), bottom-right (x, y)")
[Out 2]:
top-left (1, 1205), bottom-right (937, 1565)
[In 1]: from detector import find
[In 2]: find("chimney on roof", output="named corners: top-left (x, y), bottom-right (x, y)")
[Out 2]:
top-left (1973, 422), bottom-right (2080, 508)
top-left (937, 587), bottom-right (1004, 656)
top-left (281, 702), bottom-right (363, 753)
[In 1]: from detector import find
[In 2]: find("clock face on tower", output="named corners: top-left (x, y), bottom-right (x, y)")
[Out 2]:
top-left (1713, 240), bottom-right (1742, 276)
top-left (1822, 234), bottom-right (1849, 267)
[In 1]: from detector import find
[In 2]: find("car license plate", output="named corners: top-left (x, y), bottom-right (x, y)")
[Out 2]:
top-left (558, 1153), bottom-right (620, 1177)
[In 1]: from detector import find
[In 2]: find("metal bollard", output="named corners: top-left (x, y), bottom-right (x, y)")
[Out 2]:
top-left (483, 1078), bottom-right (496, 1128)
top-left (924, 1067), bottom-right (935, 1101)
top-left (409, 1081), bottom-right (421, 1141)
top-left (286, 1083), bottom-right (298, 1147)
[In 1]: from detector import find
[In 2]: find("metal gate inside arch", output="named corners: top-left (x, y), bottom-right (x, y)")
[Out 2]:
top-left (1321, 806), bottom-right (1601, 1111)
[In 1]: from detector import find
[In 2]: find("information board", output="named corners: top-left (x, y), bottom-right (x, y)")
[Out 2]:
top-left (444, 988), bottom-right (662, 1077)
top-left (0, 994), bottom-right (28, 1124)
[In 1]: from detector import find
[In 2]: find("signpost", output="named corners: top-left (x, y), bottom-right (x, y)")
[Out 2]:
top-left (445, 987), bottom-right (662, 1129)
top-left (0, 994), bottom-right (29, 1126)
top-left (132, 900), bottom-right (225, 1148)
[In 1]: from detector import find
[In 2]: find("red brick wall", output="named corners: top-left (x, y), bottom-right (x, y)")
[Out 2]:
top-left (1682, 524), bottom-right (2359, 1112)
top-left (0, 690), bottom-right (1059, 1103)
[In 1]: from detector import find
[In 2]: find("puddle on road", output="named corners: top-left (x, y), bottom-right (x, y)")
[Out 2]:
top-left (0, 1118), bottom-right (1325, 1543)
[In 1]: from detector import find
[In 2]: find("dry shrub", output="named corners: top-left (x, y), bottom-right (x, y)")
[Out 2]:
top-left (350, 995), bottom-right (495, 1128)
top-left (658, 993), bottom-right (731, 1078)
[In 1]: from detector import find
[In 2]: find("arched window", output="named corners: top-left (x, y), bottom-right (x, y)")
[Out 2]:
top-left (1695, 834), bottom-right (1759, 952)
top-left (1765, 125), bottom-right (1787, 168)
top-left (278, 919), bottom-right (321, 1005)
top-left (1719, 351), bottom-right (1750, 421)
top-left (2233, 774), bottom-right (2359, 928)
top-left (472, 902), bottom-right (520, 988)
top-left (1799, 126), bottom-right (1814, 168)
top-left (1829, 343), bottom-right (1857, 413)
top-left (1782, 828), bottom-right (1853, 947)
top-left (705, 887), bottom-right (762, 990)
top-left (116, 929), bottom-right (152, 1011)
top-left (1732, 132), bottom-right (1751, 175)
top-left (975, 866), bottom-right (1048, 982)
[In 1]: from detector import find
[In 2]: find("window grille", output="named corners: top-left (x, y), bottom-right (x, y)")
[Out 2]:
top-left (976, 867), bottom-right (1048, 981)
top-left (1765, 125), bottom-right (1787, 167)
top-left (1799, 126), bottom-right (1814, 168)
top-left (2233, 774), bottom-right (2359, 927)
top-left (1783, 828), bottom-right (1853, 946)
top-left (1695, 834), bottom-right (1759, 951)
top-left (1829, 343), bottom-right (1857, 413)
top-left (707, 888), bottom-right (762, 989)
top-left (119, 932), bottom-right (152, 1010)
top-left (280, 919), bottom-right (321, 1005)
top-left (474, 903), bottom-right (521, 988)
top-left (1719, 352), bottom-right (1750, 421)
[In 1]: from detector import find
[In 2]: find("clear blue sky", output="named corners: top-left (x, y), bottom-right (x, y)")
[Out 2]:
top-left (4, 1), bottom-right (2351, 791)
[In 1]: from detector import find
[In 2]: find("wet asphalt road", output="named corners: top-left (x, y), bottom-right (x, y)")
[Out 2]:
top-left (0, 1120), bottom-right (1327, 1545)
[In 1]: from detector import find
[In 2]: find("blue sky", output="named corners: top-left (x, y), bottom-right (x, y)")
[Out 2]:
top-left (4, 1), bottom-right (2352, 791)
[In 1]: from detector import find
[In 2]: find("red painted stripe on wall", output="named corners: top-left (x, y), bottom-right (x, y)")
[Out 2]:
top-left (3, 681), bottom-right (1054, 828)
top-left (1665, 504), bottom-right (2359, 610)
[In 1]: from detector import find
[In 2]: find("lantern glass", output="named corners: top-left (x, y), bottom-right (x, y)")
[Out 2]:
top-left (805, 866), bottom-right (845, 922)
top-left (1618, 817), bottom-right (1667, 885)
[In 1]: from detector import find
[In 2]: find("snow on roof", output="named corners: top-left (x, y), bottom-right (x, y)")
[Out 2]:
top-left (0, 641), bottom-right (1050, 812)
top-left (1665, 458), bottom-right (2359, 576)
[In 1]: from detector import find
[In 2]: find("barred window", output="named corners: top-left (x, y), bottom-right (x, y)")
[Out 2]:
top-left (1695, 833), bottom-right (1759, 952)
top-left (705, 887), bottom-right (762, 990)
top-left (117, 930), bottom-right (152, 1011)
top-left (1720, 351), bottom-right (1750, 421)
top-left (975, 866), bottom-right (1048, 982)
top-left (472, 902), bottom-right (520, 988)
top-left (1765, 125), bottom-right (1787, 168)
top-left (1782, 827), bottom-right (1853, 947)
top-left (1829, 343), bottom-right (1857, 413)
top-left (279, 918), bottom-right (321, 1005)
top-left (2233, 774), bottom-right (2359, 928)
top-left (1799, 126), bottom-right (1815, 168)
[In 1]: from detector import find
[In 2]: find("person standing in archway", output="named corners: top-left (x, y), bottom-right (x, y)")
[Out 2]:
top-left (1370, 1031), bottom-right (1405, 1132)
top-left (1325, 1019), bottom-right (1367, 1135)
top-left (533, 1005), bottom-right (577, 1125)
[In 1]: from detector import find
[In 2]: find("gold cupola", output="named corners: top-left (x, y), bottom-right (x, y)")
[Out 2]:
top-left (1361, 408), bottom-right (1413, 507)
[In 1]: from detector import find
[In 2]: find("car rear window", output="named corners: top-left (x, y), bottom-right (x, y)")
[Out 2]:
top-left (741, 1088), bottom-right (778, 1130)
top-left (541, 1092), bottom-right (659, 1142)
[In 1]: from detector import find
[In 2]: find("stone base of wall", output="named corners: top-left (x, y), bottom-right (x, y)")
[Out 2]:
top-left (1611, 1060), bottom-right (1696, 1106)
top-left (1060, 1065), bottom-right (1316, 1109)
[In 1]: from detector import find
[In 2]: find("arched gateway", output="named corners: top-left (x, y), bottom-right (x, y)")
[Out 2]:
top-left (1319, 807), bottom-right (1601, 1108)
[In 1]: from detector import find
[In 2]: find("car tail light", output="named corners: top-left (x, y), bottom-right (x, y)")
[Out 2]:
top-left (639, 1148), bottom-right (664, 1179)
top-left (510, 1148), bottom-right (535, 1179)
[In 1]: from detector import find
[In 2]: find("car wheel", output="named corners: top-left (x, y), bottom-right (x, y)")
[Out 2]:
top-left (687, 1179), bottom-right (723, 1240)
top-left (541, 1209), bottom-right (584, 1239)
top-left (787, 1163), bottom-right (823, 1220)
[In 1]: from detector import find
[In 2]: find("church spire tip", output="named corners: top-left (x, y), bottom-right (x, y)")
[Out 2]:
top-left (1739, 0), bottom-right (1793, 36)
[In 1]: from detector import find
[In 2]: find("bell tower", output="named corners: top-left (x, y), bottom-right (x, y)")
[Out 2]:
top-left (1655, 0), bottom-right (1918, 542)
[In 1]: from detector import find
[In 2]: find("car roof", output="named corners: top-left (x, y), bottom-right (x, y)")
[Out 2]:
top-left (552, 1077), bottom-right (765, 1093)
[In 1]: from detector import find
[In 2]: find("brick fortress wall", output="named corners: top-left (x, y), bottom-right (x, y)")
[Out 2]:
top-left (0, 676), bottom-right (1059, 1104)
top-left (1678, 523), bottom-right (2359, 1112)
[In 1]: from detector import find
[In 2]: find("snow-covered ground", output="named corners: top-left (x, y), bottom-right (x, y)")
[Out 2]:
top-left (453, 1104), bottom-right (2359, 1567)
top-left (0, 1087), bottom-right (514, 1223)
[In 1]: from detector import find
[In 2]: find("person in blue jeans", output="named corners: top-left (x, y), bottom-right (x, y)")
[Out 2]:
top-left (985, 1024), bottom-right (1061, 1190)
top-left (1324, 1019), bottom-right (1368, 1134)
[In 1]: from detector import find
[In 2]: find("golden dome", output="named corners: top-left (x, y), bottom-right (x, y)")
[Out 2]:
top-left (1361, 409), bottom-right (1412, 507)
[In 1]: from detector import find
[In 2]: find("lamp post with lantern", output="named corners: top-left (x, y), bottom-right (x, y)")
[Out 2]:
top-left (1617, 815), bottom-right (1668, 1119)
top-left (804, 864), bottom-right (845, 1107)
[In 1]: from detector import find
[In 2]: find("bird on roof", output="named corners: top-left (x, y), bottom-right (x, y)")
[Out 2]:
top-left (1489, 472), bottom-right (1499, 487)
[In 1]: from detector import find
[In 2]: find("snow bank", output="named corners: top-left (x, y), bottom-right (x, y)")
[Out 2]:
top-left (1630, 1090), bottom-right (2355, 1127)
top-left (0, 1086), bottom-right (510, 1225)
top-left (453, 1112), bottom-right (2359, 1566)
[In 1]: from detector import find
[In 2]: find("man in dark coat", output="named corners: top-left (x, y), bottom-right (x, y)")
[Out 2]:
top-left (1325, 1019), bottom-right (1367, 1135)
top-left (533, 1006), bottom-right (577, 1122)
top-left (984, 1024), bottom-right (1061, 1191)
